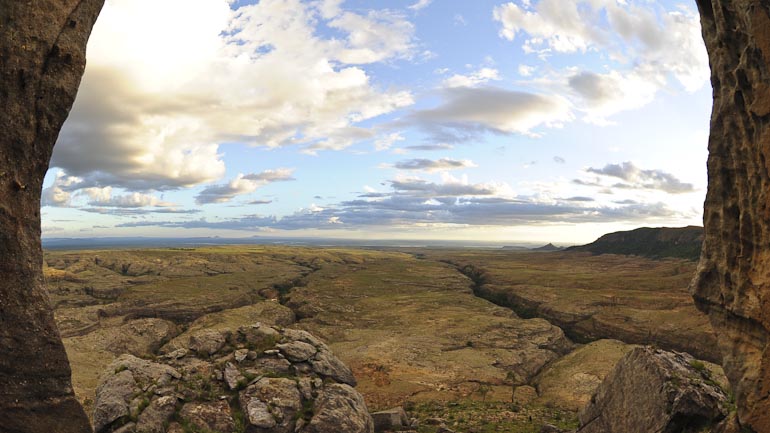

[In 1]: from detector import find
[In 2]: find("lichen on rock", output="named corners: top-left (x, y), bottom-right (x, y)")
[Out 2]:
top-left (92, 323), bottom-right (373, 433)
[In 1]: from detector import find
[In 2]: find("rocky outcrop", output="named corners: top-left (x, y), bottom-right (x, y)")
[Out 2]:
top-left (577, 347), bottom-right (729, 433)
top-left (0, 1), bottom-right (104, 432)
top-left (93, 323), bottom-right (373, 433)
top-left (568, 226), bottom-right (704, 260)
top-left (690, 1), bottom-right (770, 431)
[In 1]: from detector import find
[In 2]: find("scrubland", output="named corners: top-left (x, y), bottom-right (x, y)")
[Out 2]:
top-left (45, 245), bottom-right (723, 432)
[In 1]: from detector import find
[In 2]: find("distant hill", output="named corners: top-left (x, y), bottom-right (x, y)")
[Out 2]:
top-left (567, 226), bottom-right (703, 260)
top-left (531, 243), bottom-right (563, 252)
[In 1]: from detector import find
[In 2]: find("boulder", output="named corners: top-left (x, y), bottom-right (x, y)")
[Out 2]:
top-left (135, 396), bottom-right (177, 433)
top-left (224, 362), bottom-right (245, 390)
top-left (304, 384), bottom-right (374, 433)
top-left (277, 341), bottom-right (318, 362)
top-left (93, 370), bottom-right (136, 433)
top-left (188, 329), bottom-right (229, 356)
top-left (311, 349), bottom-right (357, 386)
top-left (577, 347), bottom-right (728, 433)
top-left (371, 407), bottom-right (409, 432)
top-left (239, 378), bottom-right (302, 433)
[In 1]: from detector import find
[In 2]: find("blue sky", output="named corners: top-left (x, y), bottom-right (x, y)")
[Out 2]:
top-left (41, 0), bottom-right (712, 244)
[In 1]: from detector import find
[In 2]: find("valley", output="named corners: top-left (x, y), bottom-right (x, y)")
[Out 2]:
top-left (45, 244), bottom-right (724, 432)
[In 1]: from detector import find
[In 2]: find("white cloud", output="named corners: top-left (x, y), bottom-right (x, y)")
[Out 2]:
top-left (53, 0), bottom-right (416, 193)
top-left (328, 9), bottom-right (417, 64)
top-left (408, 0), bottom-right (432, 11)
top-left (577, 161), bottom-right (696, 194)
top-left (85, 188), bottom-right (177, 208)
top-left (443, 68), bottom-right (501, 88)
top-left (375, 133), bottom-right (406, 151)
top-left (408, 86), bottom-right (573, 140)
top-left (195, 169), bottom-right (295, 204)
top-left (390, 158), bottom-right (477, 172)
top-left (493, 0), bottom-right (709, 122)
top-left (518, 64), bottom-right (535, 77)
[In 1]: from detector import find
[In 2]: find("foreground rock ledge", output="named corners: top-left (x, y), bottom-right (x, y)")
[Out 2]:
top-left (691, 1), bottom-right (770, 431)
top-left (93, 323), bottom-right (373, 433)
top-left (576, 347), bottom-right (729, 433)
top-left (0, 1), bottom-right (104, 432)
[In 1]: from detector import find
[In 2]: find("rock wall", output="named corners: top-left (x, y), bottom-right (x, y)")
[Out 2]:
top-left (690, 1), bottom-right (770, 431)
top-left (0, 1), bottom-right (104, 432)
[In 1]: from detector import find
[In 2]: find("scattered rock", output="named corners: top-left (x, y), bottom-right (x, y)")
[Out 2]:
top-left (277, 341), bottom-right (317, 362)
top-left (239, 378), bottom-right (302, 433)
top-left (577, 347), bottom-right (728, 433)
top-left (371, 407), bottom-right (409, 432)
top-left (224, 362), bottom-right (245, 390)
top-left (304, 384), bottom-right (374, 433)
top-left (311, 349), bottom-right (357, 386)
top-left (135, 395), bottom-right (177, 433)
top-left (234, 349), bottom-right (249, 362)
top-left (188, 329), bottom-right (229, 356)
top-left (93, 370), bottom-right (136, 433)
top-left (242, 398), bottom-right (276, 429)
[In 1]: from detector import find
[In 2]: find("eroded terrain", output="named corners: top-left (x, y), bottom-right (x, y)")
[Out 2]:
top-left (45, 245), bottom-right (725, 432)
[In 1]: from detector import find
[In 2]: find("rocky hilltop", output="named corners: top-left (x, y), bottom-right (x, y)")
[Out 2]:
top-left (567, 226), bottom-right (703, 260)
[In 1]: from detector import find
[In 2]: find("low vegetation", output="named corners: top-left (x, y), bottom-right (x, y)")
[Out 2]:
top-left (44, 244), bottom-right (721, 430)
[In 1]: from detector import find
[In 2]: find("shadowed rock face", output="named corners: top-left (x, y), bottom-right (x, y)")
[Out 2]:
top-left (577, 347), bottom-right (728, 433)
top-left (0, 1), bottom-right (104, 432)
top-left (691, 1), bottom-right (770, 431)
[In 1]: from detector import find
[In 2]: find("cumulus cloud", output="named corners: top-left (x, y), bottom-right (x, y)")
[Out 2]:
top-left (52, 0), bottom-right (416, 193)
top-left (577, 161), bottom-right (695, 193)
top-left (390, 158), bottom-right (476, 172)
top-left (443, 68), bottom-right (501, 88)
top-left (85, 188), bottom-right (176, 208)
top-left (195, 169), bottom-right (295, 204)
top-left (493, 0), bottom-right (708, 122)
top-left (41, 172), bottom-right (82, 207)
top-left (406, 86), bottom-right (572, 142)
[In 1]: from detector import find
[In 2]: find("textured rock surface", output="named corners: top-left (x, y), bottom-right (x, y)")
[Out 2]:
top-left (93, 324), bottom-right (373, 433)
top-left (0, 1), bottom-right (104, 432)
top-left (577, 347), bottom-right (728, 433)
top-left (690, 1), bottom-right (770, 431)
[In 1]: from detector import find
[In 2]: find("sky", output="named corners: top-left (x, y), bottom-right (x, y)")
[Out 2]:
top-left (41, 0), bottom-right (713, 244)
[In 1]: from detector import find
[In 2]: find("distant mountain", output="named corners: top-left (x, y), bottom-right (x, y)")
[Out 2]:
top-left (567, 226), bottom-right (703, 260)
top-left (531, 243), bottom-right (563, 252)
